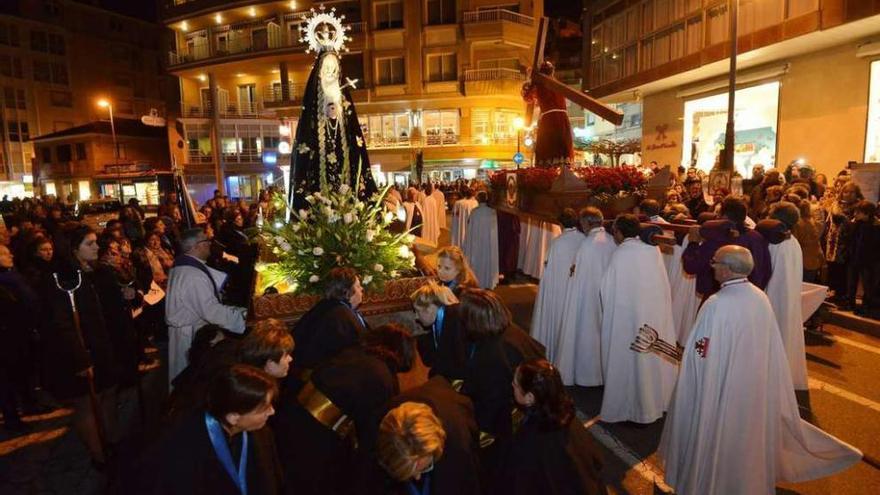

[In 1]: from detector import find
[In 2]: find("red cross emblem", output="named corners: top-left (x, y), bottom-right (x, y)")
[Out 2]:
top-left (695, 337), bottom-right (710, 358)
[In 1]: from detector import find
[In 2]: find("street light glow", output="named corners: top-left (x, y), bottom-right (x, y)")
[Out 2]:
top-left (97, 99), bottom-right (110, 108)
top-left (514, 117), bottom-right (525, 130)
top-left (180, 21), bottom-right (189, 32)
top-left (214, 14), bottom-right (223, 24)
top-left (197, 74), bottom-right (207, 82)
top-left (289, 1), bottom-right (297, 10)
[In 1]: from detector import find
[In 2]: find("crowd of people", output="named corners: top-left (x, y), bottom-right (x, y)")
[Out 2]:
top-left (0, 161), bottom-right (873, 494)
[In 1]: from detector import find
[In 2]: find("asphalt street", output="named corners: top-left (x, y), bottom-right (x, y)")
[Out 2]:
top-left (494, 282), bottom-right (880, 495)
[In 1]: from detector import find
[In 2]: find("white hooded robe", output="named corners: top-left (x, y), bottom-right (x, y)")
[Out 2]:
top-left (556, 227), bottom-right (617, 386)
top-left (531, 228), bottom-right (585, 363)
top-left (419, 194), bottom-right (440, 246)
top-left (520, 220), bottom-right (561, 279)
top-left (665, 238), bottom-right (701, 344)
top-left (660, 279), bottom-right (861, 495)
top-left (463, 204), bottom-right (499, 289)
top-left (766, 236), bottom-right (808, 390)
top-left (599, 237), bottom-right (677, 423)
top-left (451, 197), bottom-right (478, 247)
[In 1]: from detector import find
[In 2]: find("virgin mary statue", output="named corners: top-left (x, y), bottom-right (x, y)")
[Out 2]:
top-left (289, 10), bottom-right (377, 208)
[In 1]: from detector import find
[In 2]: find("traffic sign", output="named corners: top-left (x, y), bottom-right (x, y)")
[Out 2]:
top-left (513, 152), bottom-right (525, 165)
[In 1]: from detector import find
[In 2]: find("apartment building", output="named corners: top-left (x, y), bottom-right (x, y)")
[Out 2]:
top-left (0, 0), bottom-right (174, 199)
top-left (161, 0), bottom-right (544, 202)
top-left (583, 0), bottom-right (880, 179)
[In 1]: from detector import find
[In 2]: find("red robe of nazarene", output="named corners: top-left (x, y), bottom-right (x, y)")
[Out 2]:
top-left (522, 80), bottom-right (574, 168)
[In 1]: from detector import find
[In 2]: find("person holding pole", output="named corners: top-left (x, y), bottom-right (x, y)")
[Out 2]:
top-left (43, 225), bottom-right (118, 470)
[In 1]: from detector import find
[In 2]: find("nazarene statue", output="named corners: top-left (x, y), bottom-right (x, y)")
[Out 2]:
top-left (289, 5), bottom-right (377, 208)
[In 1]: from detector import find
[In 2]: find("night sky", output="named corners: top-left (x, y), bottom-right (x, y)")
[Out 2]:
top-left (75, 0), bottom-right (157, 22)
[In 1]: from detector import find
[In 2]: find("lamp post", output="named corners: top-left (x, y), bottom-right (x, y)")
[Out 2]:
top-left (97, 99), bottom-right (121, 200)
top-left (722, 0), bottom-right (738, 173)
top-left (514, 116), bottom-right (525, 169)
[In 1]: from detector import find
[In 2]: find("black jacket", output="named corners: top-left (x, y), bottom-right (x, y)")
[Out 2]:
top-left (292, 298), bottom-right (367, 372)
top-left (132, 412), bottom-right (283, 495)
top-left (418, 303), bottom-right (468, 374)
top-left (493, 415), bottom-right (606, 495)
top-left (275, 346), bottom-right (398, 495)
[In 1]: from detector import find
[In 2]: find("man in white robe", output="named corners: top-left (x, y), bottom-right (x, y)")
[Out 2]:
top-left (557, 207), bottom-right (616, 386)
top-left (429, 183), bottom-right (446, 230)
top-left (764, 204), bottom-right (808, 390)
top-left (666, 238), bottom-right (701, 344)
top-left (166, 228), bottom-right (247, 385)
top-left (659, 245), bottom-right (861, 495)
top-left (520, 220), bottom-right (561, 279)
top-left (599, 214), bottom-right (677, 423)
top-left (531, 209), bottom-right (584, 364)
top-left (463, 192), bottom-right (499, 289)
top-left (450, 189), bottom-right (478, 247)
top-left (419, 188), bottom-right (440, 246)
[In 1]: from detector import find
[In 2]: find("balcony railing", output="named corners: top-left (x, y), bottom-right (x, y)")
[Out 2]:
top-left (183, 103), bottom-right (268, 118)
top-left (262, 84), bottom-right (306, 105)
top-left (462, 8), bottom-right (534, 26)
top-left (462, 68), bottom-right (526, 82)
top-left (364, 136), bottom-right (413, 149)
top-left (423, 133), bottom-right (461, 146)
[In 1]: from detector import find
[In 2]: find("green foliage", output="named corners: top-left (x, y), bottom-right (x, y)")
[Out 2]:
top-left (256, 184), bottom-right (416, 295)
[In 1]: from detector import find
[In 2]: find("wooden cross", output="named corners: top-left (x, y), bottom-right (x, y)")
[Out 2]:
top-left (525, 18), bottom-right (624, 127)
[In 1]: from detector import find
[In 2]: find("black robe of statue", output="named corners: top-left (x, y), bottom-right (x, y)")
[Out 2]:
top-left (131, 411), bottom-right (283, 495)
top-left (492, 414), bottom-right (607, 495)
top-left (274, 346), bottom-right (399, 495)
top-left (290, 51), bottom-right (377, 209)
top-left (375, 376), bottom-right (482, 495)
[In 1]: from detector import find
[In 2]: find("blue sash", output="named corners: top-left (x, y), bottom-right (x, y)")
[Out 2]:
top-left (205, 413), bottom-right (248, 495)
top-left (432, 305), bottom-right (446, 350)
top-left (406, 473), bottom-right (431, 495)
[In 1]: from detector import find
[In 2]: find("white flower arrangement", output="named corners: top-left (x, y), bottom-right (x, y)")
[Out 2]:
top-left (258, 182), bottom-right (415, 295)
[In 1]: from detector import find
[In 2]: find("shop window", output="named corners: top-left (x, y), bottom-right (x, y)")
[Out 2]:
top-left (472, 110), bottom-right (490, 143)
top-left (359, 113), bottom-right (411, 147)
top-left (375, 1), bottom-right (404, 30)
top-left (682, 81), bottom-right (780, 178)
top-left (426, 0), bottom-right (456, 25)
top-left (377, 57), bottom-right (405, 85)
top-left (76, 143), bottom-right (87, 160)
top-left (865, 60), bottom-right (880, 162)
top-left (426, 53), bottom-right (456, 82)
top-left (422, 110), bottom-right (459, 145)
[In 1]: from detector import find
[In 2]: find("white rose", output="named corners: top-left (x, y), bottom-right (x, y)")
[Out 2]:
top-left (323, 205), bottom-right (334, 217)
top-left (365, 229), bottom-right (376, 242)
top-left (339, 184), bottom-right (350, 195)
top-left (305, 195), bottom-right (315, 204)
top-left (343, 212), bottom-right (354, 224)
top-left (398, 245), bottom-right (411, 258)
top-left (383, 212), bottom-right (394, 223)
top-left (362, 275), bottom-right (373, 285)
top-left (298, 209), bottom-right (309, 220)
top-left (405, 234), bottom-right (416, 243)
top-left (374, 264), bottom-right (384, 272)
top-left (291, 223), bottom-right (301, 232)
top-left (309, 275), bottom-right (320, 283)
top-left (313, 247), bottom-right (324, 256)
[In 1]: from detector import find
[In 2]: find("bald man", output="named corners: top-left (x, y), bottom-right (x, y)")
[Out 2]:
top-left (659, 245), bottom-right (860, 494)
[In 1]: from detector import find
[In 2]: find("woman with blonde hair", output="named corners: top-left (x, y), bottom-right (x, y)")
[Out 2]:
top-left (411, 281), bottom-right (465, 372)
top-left (377, 402), bottom-right (449, 493)
top-left (435, 246), bottom-right (478, 295)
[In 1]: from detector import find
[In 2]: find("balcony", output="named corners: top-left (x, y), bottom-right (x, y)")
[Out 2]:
top-left (462, 8), bottom-right (535, 47)
top-left (262, 83), bottom-right (306, 108)
top-left (183, 102), bottom-right (272, 119)
top-left (462, 68), bottom-right (526, 96)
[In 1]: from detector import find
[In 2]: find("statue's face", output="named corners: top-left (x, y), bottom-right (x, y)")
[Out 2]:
top-left (320, 54), bottom-right (340, 82)
top-left (325, 101), bottom-right (338, 120)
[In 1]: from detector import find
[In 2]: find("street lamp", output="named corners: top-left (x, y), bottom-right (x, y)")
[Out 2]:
top-left (514, 117), bottom-right (525, 169)
top-left (97, 98), bottom-right (121, 200)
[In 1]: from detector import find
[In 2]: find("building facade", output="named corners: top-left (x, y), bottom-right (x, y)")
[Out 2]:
top-left (31, 119), bottom-right (171, 205)
top-left (0, 0), bottom-right (174, 199)
top-left (160, 0), bottom-right (544, 202)
top-left (583, 0), bottom-right (880, 179)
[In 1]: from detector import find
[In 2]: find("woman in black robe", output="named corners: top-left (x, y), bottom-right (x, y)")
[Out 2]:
top-left (42, 225), bottom-right (119, 467)
top-left (133, 364), bottom-right (283, 495)
top-left (493, 359), bottom-right (606, 495)
top-left (274, 323), bottom-right (415, 495)
top-left (289, 49), bottom-right (377, 209)
top-left (375, 375), bottom-right (482, 495)
top-left (410, 281), bottom-right (466, 371)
